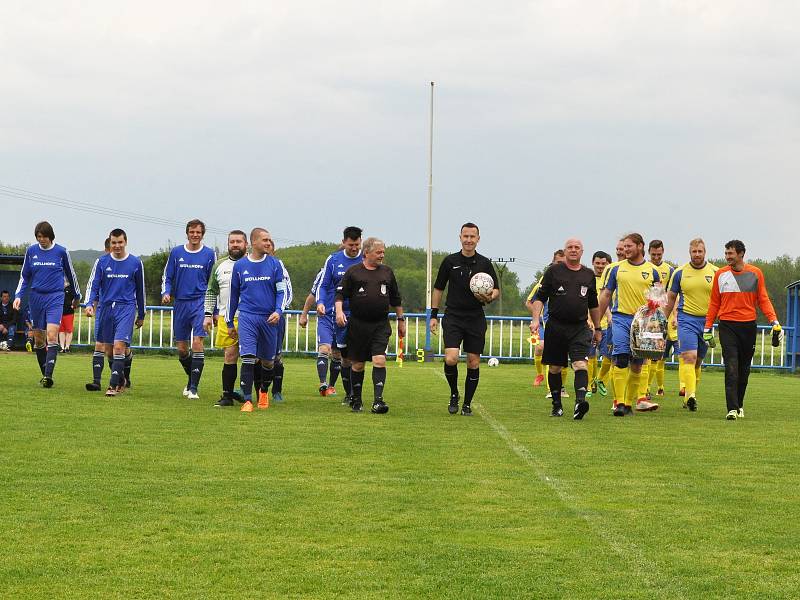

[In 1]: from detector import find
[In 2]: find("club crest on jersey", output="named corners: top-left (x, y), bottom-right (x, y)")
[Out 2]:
top-left (641, 272), bottom-right (650, 280)
top-left (705, 276), bottom-right (712, 283)
top-left (580, 285), bottom-right (588, 297)
top-left (380, 284), bottom-right (387, 295)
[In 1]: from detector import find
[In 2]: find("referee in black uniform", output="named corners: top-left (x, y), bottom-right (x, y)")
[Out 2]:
top-left (430, 222), bottom-right (500, 416)
top-left (335, 237), bottom-right (405, 414)
top-left (530, 238), bottom-right (602, 419)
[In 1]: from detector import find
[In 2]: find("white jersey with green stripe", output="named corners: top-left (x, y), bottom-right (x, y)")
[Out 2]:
top-left (204, 256), bottom-right (238, 319)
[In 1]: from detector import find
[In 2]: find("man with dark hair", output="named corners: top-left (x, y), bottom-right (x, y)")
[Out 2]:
top-left (586, 251), bottom-right (612, 396)
top-left (642, 239), bottom-right (675, 400)
top-left (227, 228), bottom-right (286, 412)
top-left (204, 230), bottom-right (248, 406)
top-left (14, 221), bottom-right (81, 387)
top-left (597, 233), bottom-right (661, 416)
top-left (430, 222), bottom-right (500, 415)
top-left (162, 219), bottom-right (216, 400)
top-left (0, 290), bottom-right (17, 349)
top-left (335, 237), bottom-right (404, 413)
top-left (704, 240), bottom-right (780, 420)
top-left (315, 226), bottom-right (363, 402)
top-left (85, 229), bottom-right (146, 396)
top-left (530, 238), bottom-right (602, 419)
top-left (85, 237), bottom-right (112, 391)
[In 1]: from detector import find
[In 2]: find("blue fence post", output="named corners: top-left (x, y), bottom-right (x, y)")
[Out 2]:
top-left (786, 281), bottom-right (800, 373)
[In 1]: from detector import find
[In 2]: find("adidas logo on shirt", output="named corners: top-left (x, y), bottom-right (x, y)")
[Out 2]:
top-left (179, 257), bottom-right (185, 262)
top-left (33, 255), bottom-right (38, 259)
top-left (106, 267), bottom-right (112, 271)
top-left (243, 270), bottom-right (249, 275)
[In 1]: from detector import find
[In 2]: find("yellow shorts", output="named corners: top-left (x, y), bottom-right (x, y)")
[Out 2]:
top-left (215, 317), bottom-right (239, 349)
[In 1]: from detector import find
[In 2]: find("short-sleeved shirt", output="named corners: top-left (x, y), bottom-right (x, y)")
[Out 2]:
top-left (604, 260), bottom-right (661, 315)
top-left (336, 263), bottom-right (401, 322)
top-left (533, 263), bottom-right (598, 324)
top-left (668, 261), bottom-right (719, 317)
top-left (434, 251), bottom-right (498, 315)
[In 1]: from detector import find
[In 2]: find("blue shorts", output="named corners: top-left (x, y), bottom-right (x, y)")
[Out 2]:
top-left (664, 338), bottom-right (680, 360)
top-left (237, 312), bottom-right (278, 360)
top-left (677, 312), bottom-right (708, 359)
top-left (539, 319), bottom-right (546, 341)
top-left (29, 291), bottom-right (64, 329)
top-left (611, 313), bottom-right (644, 366)
top-left (173, 299), bottom-right (207, 341)
top-left (94, 304), bottom-right (103, 340)
top-left (96, 302), bottom-right (137, 344)
top-left (589, 327), bottom-right (611, 358)
top-left (317, 313), bottom-right (348, 349)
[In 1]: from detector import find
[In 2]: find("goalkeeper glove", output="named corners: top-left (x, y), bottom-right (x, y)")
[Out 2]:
top-left (703, 328), bottom-right (716, 349)
top-left (772, 322), bottom-right (783, 347)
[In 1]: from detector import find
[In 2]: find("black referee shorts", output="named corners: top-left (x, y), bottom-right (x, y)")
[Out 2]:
top-left (541, 319), bottom-right (592, 367)
top-left (442, 311), bottom-right (487, 355)
top-left (346, 317), bottom-right (392, 363)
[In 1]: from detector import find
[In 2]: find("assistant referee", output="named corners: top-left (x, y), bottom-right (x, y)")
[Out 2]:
top-left (530, 238), bottom-right (602, 420)
top-left (335, 237), bottom-right (405, 414)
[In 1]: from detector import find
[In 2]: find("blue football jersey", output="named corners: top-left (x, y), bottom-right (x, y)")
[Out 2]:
top-left (226, 255), bottom-right (286, 325)
top-left (15, 243), bottom-right (81, 300)
top-left (161, 244), bottom-right (216, 300)
top-left (88, 253), bottom-right (146, 319)
top-left (315, 250), bottom-right (362, 314)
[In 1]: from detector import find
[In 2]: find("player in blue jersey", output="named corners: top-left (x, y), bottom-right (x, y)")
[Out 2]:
top-left (84, 237), bottom-right (114, 391)
top-left (85, 229), bottom-right (146, 396)
top-left (227, 228), bottom-right (287, 412)
top-left (314, 226), bottom-right (363, 402)
top-left (161, 219), bottom-right (217, 400)
top-left (265, 236), bottom-right (293, 403)
top-left (13, 221), bottom-right (81, 387)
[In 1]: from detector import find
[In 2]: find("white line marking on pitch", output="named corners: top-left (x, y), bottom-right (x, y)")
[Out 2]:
top-left (426, 365), bottom-right (663, 587)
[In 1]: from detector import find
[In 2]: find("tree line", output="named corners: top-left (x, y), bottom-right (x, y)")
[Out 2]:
top-left (2, 240), bottom-right (798, 321)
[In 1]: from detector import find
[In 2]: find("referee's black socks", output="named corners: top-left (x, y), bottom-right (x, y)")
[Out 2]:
top-left (464, 368), bottom-right (479, 405)
top-left (444, 363), bottom-right (459, 396)
top-left (350, 369), bottom-right (364, 400)
top-left (548, 372), bottom-right (562, 406)
top-left (574, 369), bottom-right (589, 402)
top-left (372, 366), bottom-right (386, 399)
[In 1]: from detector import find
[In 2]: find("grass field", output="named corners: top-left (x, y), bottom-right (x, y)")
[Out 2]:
top-left (1, 352), bottom-right (799, 599)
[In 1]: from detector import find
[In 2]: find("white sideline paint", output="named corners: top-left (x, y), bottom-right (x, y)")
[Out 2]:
top-left (429, 366), bottom-right (664, 588)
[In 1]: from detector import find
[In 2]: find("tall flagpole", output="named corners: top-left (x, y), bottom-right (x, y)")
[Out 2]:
top-left (424, 81), bottom-right (435, 360)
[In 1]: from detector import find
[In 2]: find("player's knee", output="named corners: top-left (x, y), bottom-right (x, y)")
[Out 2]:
top-left (614, 354), bottom-right (630, 369)
top-left (351, 362), bottom-right (365, 372)
top-left (317, 349), bottom-right (329, 361)
top-left (466, 354), bottom-right (480, 369)
top-left (572, 360), bottom-right (588, 371)
top-left (548, 365), bottom-right (562, 374)
top-left (373, 355), bottom-right (386, 368)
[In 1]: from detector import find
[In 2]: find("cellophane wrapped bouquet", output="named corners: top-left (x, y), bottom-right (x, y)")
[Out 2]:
top-left (630, 286), bottom-right (668, 360)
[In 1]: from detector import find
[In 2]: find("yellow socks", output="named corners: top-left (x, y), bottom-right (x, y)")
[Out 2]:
top-left (677, 356), bottom-right (686, 390)
top-left (626, 369), bottom-right (642, 407)
top-left (599, 359), bottom-right (612, 386)
top-left (679, 361), bottom-right (697, 397)
top-left (613, 366), bottom-right (628, 405)
top-left (638, 362), bottom-right (650, 398)
top-left (561, 368), bottom-right (568, 388)
top-left (588, 356), bottom-right (598, 383)
top-left (534, 354), bottom-right (544, 376)
top-left (656, 360), bottom-right (665, 389)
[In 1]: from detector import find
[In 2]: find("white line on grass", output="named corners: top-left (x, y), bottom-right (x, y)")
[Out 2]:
top-left (427, 365), bottom-right (665, 589)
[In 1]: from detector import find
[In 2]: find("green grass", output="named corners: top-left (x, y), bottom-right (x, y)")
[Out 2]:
top-left (1, 352), bottom-right (799, 599)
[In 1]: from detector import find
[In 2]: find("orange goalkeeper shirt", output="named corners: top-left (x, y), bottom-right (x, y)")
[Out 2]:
top-left (705, 264), bottom-right (777, 329)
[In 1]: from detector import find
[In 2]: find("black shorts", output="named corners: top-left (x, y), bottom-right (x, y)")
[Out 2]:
top-left (346, 317), bottom-right (391, 363)
top-left (443, 311), bottom-right (487, 355)
top-left (541, 319), bottom-right (592, 367)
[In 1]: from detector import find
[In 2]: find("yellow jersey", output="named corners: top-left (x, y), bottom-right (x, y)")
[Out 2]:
top-left (604, 259), bottom-right (661, 315)
top-left (594, 274), bottom-right (609, 329)
top-left (668, 261), bottom-right (720, 317)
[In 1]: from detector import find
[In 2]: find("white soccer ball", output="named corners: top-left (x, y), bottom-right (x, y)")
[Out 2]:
top-left (469, 272), bottom-right (494, 296)
top-left (487, 357), bottom-right (499, 367)
top-left (0, 341), bottom-right (7, 351)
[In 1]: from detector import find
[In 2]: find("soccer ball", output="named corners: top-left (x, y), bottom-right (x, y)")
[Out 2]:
top-left (487, 357), bottom-right (499, 367)
top-left (0, 341), bottom-right (7, 351)
top-left (469, 272), bottom-right (494, 296)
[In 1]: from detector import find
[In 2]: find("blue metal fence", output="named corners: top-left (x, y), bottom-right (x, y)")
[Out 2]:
top-left (70, 306), bottom-right (796, 371)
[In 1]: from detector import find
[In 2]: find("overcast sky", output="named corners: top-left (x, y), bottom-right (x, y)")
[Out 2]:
top-left (1, 1), bottom-right (798, 285)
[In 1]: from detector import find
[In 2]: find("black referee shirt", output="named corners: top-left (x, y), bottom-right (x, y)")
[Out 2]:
top-left (434, 251), bottom-right (499, 314)
top-left (534, 262), bottom-right (597, 323)
top-left (335, 263), bottom-right (401, 322)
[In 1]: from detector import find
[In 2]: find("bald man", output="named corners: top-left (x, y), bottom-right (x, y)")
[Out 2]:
top-left (529, 238), bottom-right (602, 419)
